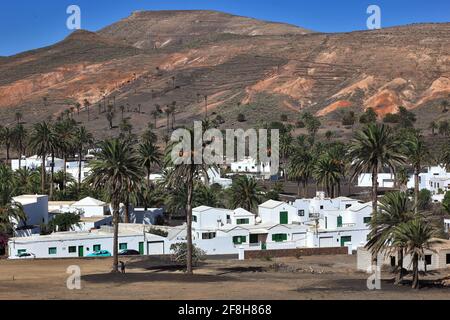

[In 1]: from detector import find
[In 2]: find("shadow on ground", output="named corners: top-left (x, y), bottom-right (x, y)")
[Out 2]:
top-left (82, 272), bottom-right (233, 284)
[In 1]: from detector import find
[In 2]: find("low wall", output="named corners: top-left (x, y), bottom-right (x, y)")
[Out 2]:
top-left (244, 246), bottom-right (348, 259)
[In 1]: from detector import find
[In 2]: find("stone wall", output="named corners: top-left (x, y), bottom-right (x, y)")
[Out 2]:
top-left (244, 247), bottom-right (348, 259)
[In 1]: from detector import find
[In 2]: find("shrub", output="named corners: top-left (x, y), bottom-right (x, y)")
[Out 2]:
top-left (341, 111), bottom-right (355, 126)
top-left (148, 227), bottom-right (168, 237)
top-left (280, 114), bottom-right (288, 122)
top-left (237, 113), bottom-right (246, 122)
top-left (170, 243), bottom-right (206, 267)
top-left (295, 120), bottom-right (305, 128)
top-left (359, 108), bottom-right (377, 124)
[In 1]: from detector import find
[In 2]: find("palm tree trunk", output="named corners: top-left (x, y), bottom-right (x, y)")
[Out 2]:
top-left (371, 168), bottom-right (378, 266)
top-left (41, 154), bottom-right (46, 194)
top-left (63, 155), bottom-right (67, 191)
top-left (6, 145), bottom-right (10, 166)
top-left (78, 148), bottom-right (82, 193)
top-left (297, 181), bottom-right (301, 197)
top-left (303, 180), bottom-right (308, 198)
top-left (186, 173), bottom-right (194, 274)
top-left (395, 248), bottom-right (404, 285)
top-left (112, 205), bottom-right (120, 273)
top-left (414, 166), bottom-right (419, 214)
top-left (49, 152), bottom-right (55, 200)
top-left (412, 253), bottom-right (419, 289)
top-left (124, 196), bottom-right (130, 223)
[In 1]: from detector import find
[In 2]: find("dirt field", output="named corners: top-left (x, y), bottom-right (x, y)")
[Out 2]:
top-left (0, 255), bottom-right (448, 300)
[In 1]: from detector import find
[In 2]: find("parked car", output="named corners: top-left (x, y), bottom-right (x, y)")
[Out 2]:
top-left (119, 249), bottom-right (140, 256)
top-left (87, 250), bottom-right (111, 257)
top-left (17, 252), bottom-right (35, 259)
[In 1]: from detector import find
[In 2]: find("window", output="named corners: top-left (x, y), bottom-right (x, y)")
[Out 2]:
top-left (192, 215), bottom-right (197, 222)
top-left (390, 256), bottom-right (396, 267)
top-left (119, 243), bottom-right (128, 250)
top-left (446, 254), bottom-right (450, 265)
top-left (345, 204), bottom-right (352, 209)
top-left (232, 236), bottom-right (247, 245)
top-left (68, 246), bottom-right (77, 253)
top-left (272, 234), bottom-right (288, 242)
top-left (364, 217), bottom-right (372, 224)
top-left (17, 249), bottom-right (26, 255)
top-left (425, 255), bottom-right (432, 265)
top-left (48, 247), bottom-right (57, 255)
top-left (337, 216), bottom-right (343, 228)
top-left (202, 232), bottom-right (216, 240)
top-left (298, 210), bottom-right (305, 217)
top-left (236, 218), bottom-right (250, 225)
top-left (93, 245), bottom-right (101, 252)
top-left (320, 206), bottom-right (324, 210)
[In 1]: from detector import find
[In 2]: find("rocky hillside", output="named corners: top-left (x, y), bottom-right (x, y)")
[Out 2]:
top-left (0, 10), bottom-right (448, 140)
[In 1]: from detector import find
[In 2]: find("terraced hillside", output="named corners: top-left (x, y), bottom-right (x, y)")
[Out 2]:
top-left (0, 10), bottom-right (448, 140)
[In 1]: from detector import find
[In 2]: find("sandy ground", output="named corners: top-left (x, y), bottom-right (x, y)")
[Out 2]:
top-left (0, 255), bottom-right (448, 300)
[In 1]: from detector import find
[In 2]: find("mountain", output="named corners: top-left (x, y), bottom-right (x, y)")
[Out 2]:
top-left (0, 10), bottom-right (448, 140)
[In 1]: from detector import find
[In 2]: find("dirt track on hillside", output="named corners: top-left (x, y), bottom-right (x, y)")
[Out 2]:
top-left (0, 255), bottom-right (448, 300)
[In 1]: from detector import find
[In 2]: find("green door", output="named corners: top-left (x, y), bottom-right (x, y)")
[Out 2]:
top-left (280, 211), bottom-right (288, 224)
top-left (78, 246), bottom-right (84, 257)
top-left (337, 216), bottom-right (343, 228)
top-left (340, 236), bottom-right (352, 247)
top-left (250, 234), bottom-right (259, 244)
top-left (139, 242), bottom-right (144, 255)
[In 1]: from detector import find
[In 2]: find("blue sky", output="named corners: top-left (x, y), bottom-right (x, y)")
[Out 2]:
top-left (0, 0), bottom-right (449, 56)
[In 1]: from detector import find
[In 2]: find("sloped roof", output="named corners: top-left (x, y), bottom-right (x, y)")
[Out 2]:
top-left (72, 197), bottom-right (106, 207)
top-left (259, 199), bottom-right (285, 209)
top-left (233, 208), bottom-right (254, 216)
top-left (347, 202), bottom-right (371, 212)
top-left (193, 205), bottom-right (213, 212)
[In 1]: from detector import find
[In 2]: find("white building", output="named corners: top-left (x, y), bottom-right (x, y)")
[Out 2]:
top-left (358, 173), bottom-right (395, 188)
top-left (12, 195), bottom-right (49, 227)
top-left (207, 168), bottom-right (232, 189)
top-left (11, 155), bottom-right (91, 182)
top-left (7, 224), bottom-right (170, 259)
top-left (230, 157), bottom-right (272, 178)
top-left (70, 197), bottom-right (111, 217)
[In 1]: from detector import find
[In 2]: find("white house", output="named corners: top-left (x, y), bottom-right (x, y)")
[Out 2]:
top-left (358, 173), bottom-right (395, 188)
top-left (7, 224), bottom-right (170, 259)
top-left (12, 195), bottom-right (49, 227)
top-left (230, 157), bottom-right (272, 178)
top-left (207, 168), bottom-right (232, 189)
top-left (258, 200), bottom-right (298, 225)
top-left (71, 197), bottom-right (111, 218)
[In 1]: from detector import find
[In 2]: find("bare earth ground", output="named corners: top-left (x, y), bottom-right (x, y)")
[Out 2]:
top-left (0, 255), bottom-right (448, 300)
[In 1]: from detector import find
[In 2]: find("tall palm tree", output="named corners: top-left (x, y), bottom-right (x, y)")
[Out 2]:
top-left (165, 107), bottom-right (171, 133)
top-left (28, 122), bottom-right (57, 194)
top-left (229, 175), bottom-right (261, 212)
top-left (11, 124), bottom-right (27, 169)
top-left (392, 218), bottom-right (442, 289)
top-left (313, 154), bottom-right (342, 198)
top-left (0, 164), bottom-right (26, 234)
top-left (366, 192), bottom-right (415, 284)
top-left (405, 131), bottom-right (429, 214)
top-left (288, 149), bottom-right (314, 197)
top-left (74, 126), bottom-right (93, 192)
top-left (349, 123), bottom-right (406, 265)
top-left (14, 168), bottom-right (41, 195)
top-left (164, 124), bottom-right (211, 274)
top-left (428, 121), bottom-right (437, 136)
top-left (15, 112), bottom-right (23, 125)
top-left (54, 119), bottom-right (76, 190)
top-left (138, 140), bottom-right (161, 186)
top-left (169, 101), bottom-right (177, 130)
top-left (151, 110), bottom-right (159, 129)
top-left (0, 126), bottom-right (13, 165)
top-left (85, 139), bottom-right (142, 272)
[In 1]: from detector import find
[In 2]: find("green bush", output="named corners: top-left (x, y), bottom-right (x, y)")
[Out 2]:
top-left (148, 227), bottom-right (168, 237)
top-left (237, 113), bottom-right (246, 122)
top-left (170, 243), bottom-right (206, 267)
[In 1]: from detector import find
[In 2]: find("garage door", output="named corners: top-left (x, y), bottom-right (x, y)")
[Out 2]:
top-left (292, 233), bottom-right (306, 247)
top-left (319, 237), bottom-right (334, 248)
top-left (147, 241), bottom-right (164, 255)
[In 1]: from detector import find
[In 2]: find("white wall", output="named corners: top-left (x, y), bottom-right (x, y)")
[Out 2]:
top-left (258, 203), bottom-right (298, 225)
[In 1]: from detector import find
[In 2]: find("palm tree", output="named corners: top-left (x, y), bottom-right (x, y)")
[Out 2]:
top-left (28, 122), bottom-right (57, 194)
top-left (151, 110), bottom-right (159, 129)
top-left (366, 192), bottom-right (415, 284)
top-left (392, 218), bottom-right (442, 289)
top-left (11, 124), bottom-right (27, 169)
top-left (349, 124), bottom-right (406, 264)
top-left (395, 167), bottom-right (409, 193)
top-left (229, 175), bottom-right (261, 212)
top-left (85, 139), bottom-right (142, 272)
top-left (405, 131), bottom-right (429, 214)
top-left (138, 140), bottom-right (161, 186)
top-left (14, 168), bottom-right (40, 195)
top-left (164, 124), bottom-right (211, 274)
top-left (165, 107), bottom-right (171, 133)
top-left (15, 112), bottom-right (23, 125)
top-left (288, 149), bottom-right (314, 197)
top-left (169, 101), bottom-right (177, 130)
top-left (54, 119), bottom-right (76, 190)
top-left (83, 99), bottom-right (91, 121)
top-left (0, 126), bottom-right (13, 165)
top-left (0, 164), bottom-right (26, 234)
top-left (106, 110), bottom-right (115, 130)
top-left (313, 154), bottom-right (342, 198)
top-left (74, 126), bottom-right (93, 192)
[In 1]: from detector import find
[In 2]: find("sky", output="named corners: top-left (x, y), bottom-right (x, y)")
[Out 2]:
top-left (0, 0), bottom-right (449, 56)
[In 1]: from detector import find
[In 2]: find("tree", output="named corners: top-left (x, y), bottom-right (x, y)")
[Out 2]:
top-left (85, 139), bottom-right (143, 272)
top-left (106, 110), bottom-right (115, 129)
top-left (163, 123), bottom-right (212, 274)
top-left (138, 140), bottom-right (161, 186)
top-left (366, 192), bottom-right (414, 284)
top-left (48, 212), bottom-right (81, 232)
top-left (313, 154), bottom-right (342, 198)
top-left (151, 110), bottom-right (159, 129)
top-left (442, 191), bottom-right (450, 214)
top-left (14, 168), bottom-right (40, 195)
top-left (301, 112), bottom-right (321, 142)
top-left (74, 126), bottom-right (93, 193)
top-left (342, 111), bottom-right (356, 127)
top-left (325, 130), bottom-right (334, 141)
top-left (0, 126), bottom-right (13, 165)
top-left (405, 131), bottom-right (429, 214)
top-left (438, 120), bottom-right (450, 136)
top-left (54, 119), bottom-right (76, 191)
top-left (440, 100), bottom-right (449, 113)
top-left (28, 122), bottom-right (57, 195)
top-left (359, 108), bottom-right (377, 124)
top-left (83, 99), bottom-right (91, 121)
top-left (228, 175), bottom-right (261, 212)
top-left (15, 112), bottom-right (23, 125)
top-left (287, 149), bottom-right (314, 197)
top-left (169, 101), bottom-right (177, 130)
top-left (237, 113), bottom-right (246, 122)
top-left (429, 121), bottom-right (437, 136)
top-left (417, 189), bottom-right (432, 211)
top-left (11, 124), bottom-right (27, 169)
top-left (0, 164), bottom-right (26, 234)
top-left (349, 124), bottom-right (406, 264)
top-left (392, 218), bottom-right (442, 289)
